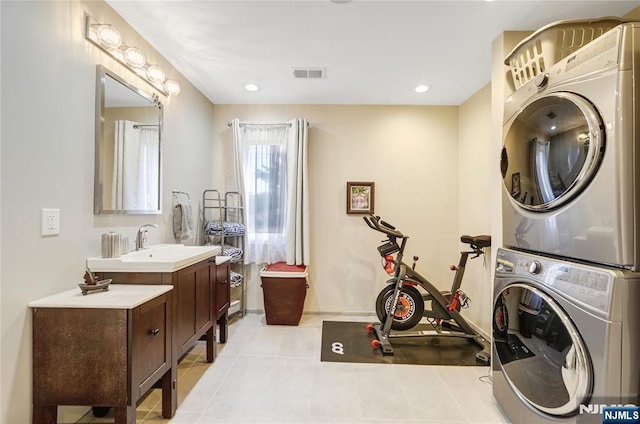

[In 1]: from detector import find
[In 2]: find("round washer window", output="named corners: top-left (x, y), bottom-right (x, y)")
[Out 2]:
top-left (501, 92), bottom-right (604, 211)
top-left (493, 284), bottom-right (592, 416)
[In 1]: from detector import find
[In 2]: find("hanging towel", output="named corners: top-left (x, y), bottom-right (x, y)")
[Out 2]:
top-left (173, 200), bottom-right (194, 240)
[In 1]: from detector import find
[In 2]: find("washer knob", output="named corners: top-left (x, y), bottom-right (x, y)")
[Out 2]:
top-left (535, 73), bottom-right (550, 89)
top-left (527, 260), bottom-right (542, 274)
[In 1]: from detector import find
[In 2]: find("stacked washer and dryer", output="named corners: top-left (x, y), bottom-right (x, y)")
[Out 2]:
top-left (495, 20), bottom-right (640, 423)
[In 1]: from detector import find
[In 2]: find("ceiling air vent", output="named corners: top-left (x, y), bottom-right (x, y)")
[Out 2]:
top-left (292, 67), bottom-right (326, 79)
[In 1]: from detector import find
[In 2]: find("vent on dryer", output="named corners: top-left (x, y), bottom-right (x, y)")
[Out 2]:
top-left (292, 67), bottom-right (326, 79)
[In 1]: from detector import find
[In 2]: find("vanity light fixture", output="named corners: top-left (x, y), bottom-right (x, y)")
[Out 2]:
top-left (415, 84), bottom-right (431, 93)
top-left (85, 13), bottom-right (180, 97)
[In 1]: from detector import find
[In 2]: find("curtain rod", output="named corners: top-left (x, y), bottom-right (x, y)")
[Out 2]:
top-left (133, 124), bottom-right (159, 129)
top-left (226, 121), bottom-right (310, 127)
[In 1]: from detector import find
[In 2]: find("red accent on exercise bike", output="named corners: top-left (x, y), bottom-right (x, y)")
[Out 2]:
top-left (384, 255), bottom-right (395, 275)
top-left (448, 292), bottom-right (460, 312)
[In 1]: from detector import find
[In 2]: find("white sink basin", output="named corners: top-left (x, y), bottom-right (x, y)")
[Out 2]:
top-left (87, 244), bottom-right (222, 272)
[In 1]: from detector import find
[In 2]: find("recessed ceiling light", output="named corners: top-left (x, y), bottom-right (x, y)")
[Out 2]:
top-left (244, 83), bottom-right (259, 92)
top-left (415, 84), bottom-right (431, 93)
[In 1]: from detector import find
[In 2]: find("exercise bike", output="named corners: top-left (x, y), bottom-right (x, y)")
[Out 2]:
top-left (363, 215), bottom-right (491, 356)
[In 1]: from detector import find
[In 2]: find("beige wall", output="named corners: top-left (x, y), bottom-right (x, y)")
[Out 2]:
top-left (0, 1), bottom-right (214, 422)
top-left (458, 83), bottom-right (493, 335)
top-left (212, 105), bottom-right (461, 315)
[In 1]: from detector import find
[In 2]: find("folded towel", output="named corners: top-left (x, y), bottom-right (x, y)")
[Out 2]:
top-left (203, 220), bottom-right (245, 236)
top-left (173, 200), bottom-right (194, 240)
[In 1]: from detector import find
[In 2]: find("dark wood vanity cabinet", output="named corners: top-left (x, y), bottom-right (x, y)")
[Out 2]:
top-left (96, 256), bottom-right (231, 368)
top-left (31, 286), bottom-right (173, 424)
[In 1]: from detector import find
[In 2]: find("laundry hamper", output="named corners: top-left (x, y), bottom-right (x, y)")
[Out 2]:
top-left (260, 262), bottom-right (308, 325)
top-left (504, 17), bottom-right (628, 90)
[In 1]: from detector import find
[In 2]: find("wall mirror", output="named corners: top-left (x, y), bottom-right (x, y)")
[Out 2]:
top-left (94, 65), bottom-right (163, 215)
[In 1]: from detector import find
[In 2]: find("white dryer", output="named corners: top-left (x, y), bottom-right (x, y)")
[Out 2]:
top-left (501, 22), bottom-right (640, 269)
top-left (492, 248), bottom-right (640, 423)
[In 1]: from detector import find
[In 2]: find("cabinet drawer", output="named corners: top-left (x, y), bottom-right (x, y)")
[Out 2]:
top-left (132, 294), bottom-right (170, 396)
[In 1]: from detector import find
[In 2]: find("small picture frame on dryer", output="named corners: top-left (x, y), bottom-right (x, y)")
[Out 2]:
top-left (511, 172), bottom-right (521, 198)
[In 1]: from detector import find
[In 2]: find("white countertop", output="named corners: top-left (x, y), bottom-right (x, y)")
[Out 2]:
top-left (86, 244), bottom-right (222, 273)
top-left (28, 284), bottom-right (173, 309)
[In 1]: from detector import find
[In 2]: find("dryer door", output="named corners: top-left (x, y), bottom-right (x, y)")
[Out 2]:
top-left (501, 92), bottom-right (604, 211)
top-left (493, 283), bottom-right (592, 417)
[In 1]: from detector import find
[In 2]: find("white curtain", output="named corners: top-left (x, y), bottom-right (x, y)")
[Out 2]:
top-left (112, 120), bottom-right (159, 210)
top-left (285, 118), bottom-right (310, 265)
top-left (231, 118), bottom-right (309, 265)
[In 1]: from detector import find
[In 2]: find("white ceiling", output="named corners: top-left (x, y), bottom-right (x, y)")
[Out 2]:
top-left (107, 0), bottom-right (638, 106)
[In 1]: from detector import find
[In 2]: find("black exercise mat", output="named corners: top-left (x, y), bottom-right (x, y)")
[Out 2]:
top-left (320, 321), bottom-right (488, 366)
top-left (494, 333), bottom-right (536, 365)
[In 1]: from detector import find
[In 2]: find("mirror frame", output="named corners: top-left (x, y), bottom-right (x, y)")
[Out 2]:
top-left (94, 65), bottom-right (163, 215)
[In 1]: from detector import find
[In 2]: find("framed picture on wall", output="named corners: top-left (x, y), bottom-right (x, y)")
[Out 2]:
top-left (511, 172), bottom-right (521, 198)
top-left (347, 182), bottom-right (375, 214)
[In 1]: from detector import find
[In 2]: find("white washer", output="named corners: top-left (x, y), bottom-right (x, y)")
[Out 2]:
top-left (492, 248), bottom-right (640, 423)
top-left (501, 22), bottom-right (640, 269)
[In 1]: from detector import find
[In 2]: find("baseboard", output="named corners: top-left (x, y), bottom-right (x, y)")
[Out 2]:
top-left (244, 309), bottom-right (377, 317)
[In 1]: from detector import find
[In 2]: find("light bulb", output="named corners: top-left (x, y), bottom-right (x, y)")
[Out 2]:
top-left (96, 25), bottom-right (121, 49)
top-left (415, 84), bottom-right (431, 93)
top-left (244, 83), bottom-right (259, 92)
top-left (164, 80), bottom-right (181, 95)
top-left (146, 65), bottom-right (166, 84)
top-left (124, 47), bottom-right (146, 68)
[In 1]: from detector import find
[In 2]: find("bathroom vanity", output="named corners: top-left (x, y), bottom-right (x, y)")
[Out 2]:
top-left (30, 284), bottom-right (173, 424)
top-left (89, 245), bottom-right (231, 416)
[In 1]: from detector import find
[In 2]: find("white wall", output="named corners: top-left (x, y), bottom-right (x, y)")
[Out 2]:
top-left (212, 104), bottom-right (461, 316)
top-left (0, 1), bottom-right (214, 422)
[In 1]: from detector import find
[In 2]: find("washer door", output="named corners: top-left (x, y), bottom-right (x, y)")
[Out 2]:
top-left (493, 284), bottom-right (592, 417)
top-left (501, 92), bottom-right (604, 211)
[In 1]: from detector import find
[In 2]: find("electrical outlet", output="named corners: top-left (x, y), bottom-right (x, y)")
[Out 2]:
top-left (41, 209), bottom-right (60, 236)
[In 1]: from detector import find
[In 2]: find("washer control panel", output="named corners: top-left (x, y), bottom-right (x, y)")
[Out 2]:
top-left (496, 248), bottom-right (614, 314)
top-left (550, 264), bottom-right (612, 313)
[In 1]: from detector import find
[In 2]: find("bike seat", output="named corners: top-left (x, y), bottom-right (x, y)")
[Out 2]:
top-left (461, 235), bottom-right (491, 248)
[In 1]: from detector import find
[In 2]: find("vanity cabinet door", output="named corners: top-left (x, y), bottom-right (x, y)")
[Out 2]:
top-left (132, 292), bottom-right (171, 398)
top-left (175, 259), bottom-right (215, 357)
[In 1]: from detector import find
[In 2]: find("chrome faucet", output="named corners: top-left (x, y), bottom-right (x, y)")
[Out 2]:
top-left (136, 224), bottom-right (159, 250)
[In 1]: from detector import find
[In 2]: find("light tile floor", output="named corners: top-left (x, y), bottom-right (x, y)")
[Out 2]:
top-left (82, 313), bottom-right (510, 424)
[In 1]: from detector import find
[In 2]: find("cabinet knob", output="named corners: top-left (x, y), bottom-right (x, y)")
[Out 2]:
top-left (151, 328), bottom-right (160, 336)
top-left (222, 279), bottom-right (228, 285)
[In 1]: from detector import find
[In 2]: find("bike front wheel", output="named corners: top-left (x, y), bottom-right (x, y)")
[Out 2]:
top-left (376, 284), bottom-right (424, 331)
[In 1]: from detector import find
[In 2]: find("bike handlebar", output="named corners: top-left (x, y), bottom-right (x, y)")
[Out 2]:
top-left (363, 215), bottom-right (405, 238)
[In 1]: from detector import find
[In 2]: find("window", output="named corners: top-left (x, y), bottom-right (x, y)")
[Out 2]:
top-left (245, 144), bottom-right (287, 234)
